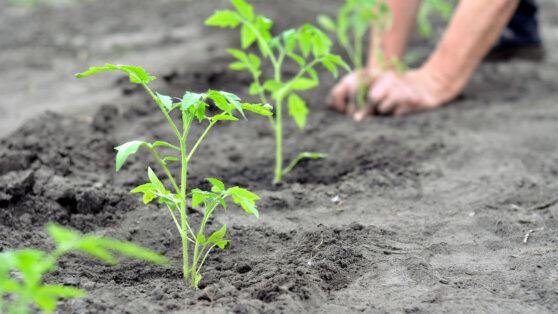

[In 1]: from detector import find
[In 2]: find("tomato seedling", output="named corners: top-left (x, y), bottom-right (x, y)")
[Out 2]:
top-left (0, 224), bottom-right (169, 314)
top-left (206, 0), bottom-right (349, 184)
top-left (76, 64), bottom-right (271, 289)
top-left (318, 0), bottom-right (394, 109)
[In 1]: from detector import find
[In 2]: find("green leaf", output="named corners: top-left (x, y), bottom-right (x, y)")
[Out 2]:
top-left (206, 178), bottom-right (225, 193)
top-left (291, 78), bottom-right (318, 91)
top-left (241, 24), bottom-right (257, 49)
top-left (95, 238), bottom-right (170, 266)
top-left (196, 232), bottom-right (206, 246)
top-left (147, 167), bottom-right (165, 193)
top-left (208, 90), bottom-right (232, 114)
top-left (263, 80), bottom-right (284, 93)
top-left (248, 54), bottom-right (261, 69)
top-left (216, 240), bottom-right (231, 249)
top-left (231, 0), bottom-right (254, 21)
top-left (205, 10), bottom-right (241, 28)
top-left (283, 152), bottom-right (327, 175)
top-left (33, 293), bottom-right (57, 311)
top-left (207, 225), bottom-right (227, 243)
top-left (287, 53), bottom-right (306, 67)
top-left (230, 62), bottom-right (248, 70)
top-left (321, 59), bottom-right (338, 78)
top-left (77, 238), bottom-right (117, 264)
top-left (227, 187), bottom-right (260, 218)
top-left (317, 14), bottom-right (336, 32)
top-left (46, 223), bottom-right (80, 246)
top-left (75, 64), bottom-right (155, 84)
top-left (156, 93), bottom-right (174, 111)
top-left (40, 284), bottom-right (86, 298)
top-left (240, 103), bottom-right (273, 116)
top-left (152, 141), bottom-right (180, 151)
top-left (227, 48), bottom-right (248, 61)
top-left (115, 140), bottom-right (147, 171)
top-left (299, 30), bottom-right (312, 57)
top-left (181, 92), bottom-right (206, 112)
top-left (287, 93), bottom-right (308, 129)
top-left (143, 191), bottom-right (157, 204)
top-left (212, 114), bottom-right (239, 121)
top-left (191, 189), bottom-right (218, 209)
top-left (249, 82), bottom-right (261, 95)
top-left (163, 156), bottom-right (180, 162)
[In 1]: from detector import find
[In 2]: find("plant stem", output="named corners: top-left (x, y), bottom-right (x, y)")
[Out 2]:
top-left (180, 133), bottom-right (189, 285)
top-left (185, 121), bottom-right (216, 163)
top-left (147, 146), bottom-right (180, 196)
top-left (142, 83), bottom-right (182, 141)
top-left (273, 95), bottom-right (283, 184)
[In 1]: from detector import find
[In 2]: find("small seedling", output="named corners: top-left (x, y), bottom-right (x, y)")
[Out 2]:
top-left (417, 0), bottom-right (456, 39)
top-left (318, 0), bottom-right (394, 109)
top-left (206, 0), bottom-right (349, 184)
top-left (0, 224), bottom-right (169, 314)
top-left (76, 64), bottom-right (271, 289)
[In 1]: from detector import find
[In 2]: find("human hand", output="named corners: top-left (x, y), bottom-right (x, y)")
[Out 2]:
top-left (327, 70), bottom-right (376, 116)
top-left (353, 69), bottom-right (458, 120)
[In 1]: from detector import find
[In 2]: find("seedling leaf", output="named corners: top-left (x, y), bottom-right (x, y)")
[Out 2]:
top-left (148, 167), bottom-right (165, 193)
top-left (207, 225), bottom-right (227, 243)
top-left (115, 140), bottom-right (147, 171)
top-left (75, 64), bottom-right (155, 84)
top-left (95, 238), bottom-right (170, 266)
top-left (317, 14), bottom-right (336, 32)
top-left (206, 178), bottom-right (225, 193)
top-left (232, 0), bottom-right (254, 21)
top-left (240, 103), bottom-right (273, 116)
top-left (205, 10), bottom-right (241, 28)
top-left (228, 187), bottom-right (260, 218)
top-left (287, 93), bottom-right (308, 129)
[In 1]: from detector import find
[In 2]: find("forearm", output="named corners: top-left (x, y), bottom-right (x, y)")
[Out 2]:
top-left (367, 0), bottom-right (422, 71)
top-left (422, 0), bottom-right (520, 99)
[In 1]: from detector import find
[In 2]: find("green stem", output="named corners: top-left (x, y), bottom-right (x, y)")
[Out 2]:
top-left (273, 95), bottom-right (284, 184)
top-left (180, 134), bottom-right (189, 285)
top-left (185, 121), bottom-right (216, 163)
top-left (141, 83), bottom-right (182, 141)
top-left (196, 243), bottom-right (218, 274)
top-left (147, 146), bottom-right (180, 196)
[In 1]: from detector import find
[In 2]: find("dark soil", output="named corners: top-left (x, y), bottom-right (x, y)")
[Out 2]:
top-left (1, 0), bottom-right (558, 313)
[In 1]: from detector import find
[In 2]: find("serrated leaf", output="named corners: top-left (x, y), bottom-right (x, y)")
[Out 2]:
top-left (206, 178), bottom-right (225, 193)
top-left (205, 10), bottom-right (241, 28)
top-left (317, 14), bottom-right (336, 32)
top-left (241, 24), bottom-right (257, 49)
top-left (147, 167), bottom-right (165, 193)
top-left (230, 62), bottom-right (248, 70)
top-left (263, 80), bottom-right (284, 93)
top-left (231, 0), bottom-right (254, 21)
top-left (95, 238), bottom-right (170, 266)
top-left (291, 78), bottom-right (318, 91)
top-left (143, 191), bottom-right (157, 204)
top-left (240, 103), bottom-right (273, 116)
top-left (130, 183), bottom-right (154, 193)
top-left (249, 82), bottom-right (261, 95)
top-left (227, 48), bottom-right (248, 61)
top-left (182, 92), bottom-right (206, 112)
top-left (115, 141), bottom-right (146, 171)
top-left (288, 93), bottom-right (308, 129)
top-left (287, 52), bottom-right (306, 67)
top-left (196, 232), bottom-right (206, 246)
top-left (216, 240), bottom-right (231, 249)
top-left (227, 187), bottom-right (260, 218)
top-left (40, 285), bottom-right (86, 298)
top-left (207, 225), bottom-right (227, 244)
top-left (156, 93), bottom-right (174, 111)
top-left (208, 90), bottom-right (232, 114)
top-left (212, 114), bottom-right (239, 121)
top-left (75, 64), bottom-right (155, 84)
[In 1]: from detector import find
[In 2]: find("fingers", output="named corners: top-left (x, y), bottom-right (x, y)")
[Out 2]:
top-left (327, 73), bottom-right (360, 114)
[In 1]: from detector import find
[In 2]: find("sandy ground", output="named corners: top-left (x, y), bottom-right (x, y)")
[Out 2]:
top-left (1, 0), bottom-right (558, 313)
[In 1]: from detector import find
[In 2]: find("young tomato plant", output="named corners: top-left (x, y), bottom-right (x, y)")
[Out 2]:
top-left (318, 0), bottom-right (393, 109)
top-left (206, 0), bottom-right (349, 184)
top-left (76, 64), bottom-right (271, 289)
top-left (0, 224), bottom-right (169, 314)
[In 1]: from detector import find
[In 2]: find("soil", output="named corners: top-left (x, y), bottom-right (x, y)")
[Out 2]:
top-left (1, 0), bottom-right (558, 313)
